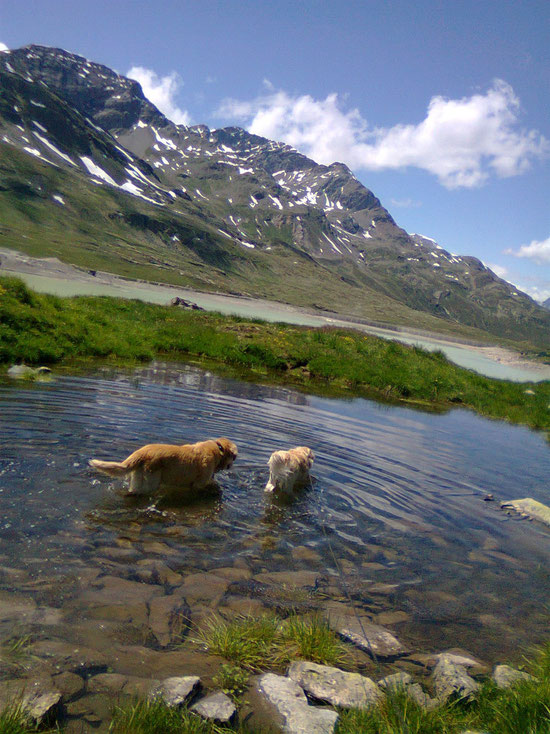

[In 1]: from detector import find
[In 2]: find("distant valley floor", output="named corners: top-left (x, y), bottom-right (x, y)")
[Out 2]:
top-left (2, 247), bottom-right (549, 383)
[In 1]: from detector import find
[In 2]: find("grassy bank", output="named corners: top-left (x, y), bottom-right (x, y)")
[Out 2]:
top-left (1, 275), bottom-right (549, 434)
top-left (111, 635), bottom-right (550, 734)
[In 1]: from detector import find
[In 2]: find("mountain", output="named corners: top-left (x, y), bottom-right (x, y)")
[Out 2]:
top-left (1, 44), bottom-right (550, 349)
top-left (543, 298), bottom-right (550, 311)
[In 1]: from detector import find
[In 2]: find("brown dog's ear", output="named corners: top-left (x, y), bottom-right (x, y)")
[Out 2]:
top-left (215, 441), bottom-right (225, 454)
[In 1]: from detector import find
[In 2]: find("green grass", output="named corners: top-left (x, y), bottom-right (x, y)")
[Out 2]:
top-left (193, 615), bottom-right (281, 672)
top-left (0, 704), bottom-right (53, 734)
top-left (336, 689), bottom-right (468, 734)
top-left (278, 614), bottom-right (350, 668)
top-left (109, 699), bottom-right (238, 734)
top-left (1, 276), bottom-right (550, 436)
top-left (336, 641), bottom-right (550, 733)
top-left (193, 613), bottom-right (350, 673)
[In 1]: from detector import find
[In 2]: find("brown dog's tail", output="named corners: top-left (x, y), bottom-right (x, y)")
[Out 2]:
top-left (88, 459), bottom-right (130, 477)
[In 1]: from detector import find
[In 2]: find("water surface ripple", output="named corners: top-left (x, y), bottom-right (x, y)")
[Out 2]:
top-left (0, 362), bottom-right (549, 662)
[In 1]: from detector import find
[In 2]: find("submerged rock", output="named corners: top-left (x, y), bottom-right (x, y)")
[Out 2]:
top-left (7, 364), bottom-right (52, 381)
top-left (30, 640), bottom-right (108, 675)
top-left (149, 675), bottom-right (201, 706)
top-left (288, 661), bottom-right (382, 709)
top-left (148, 595), bottom-right (191, 648)
top-left (252, 673), bottom-right (338, 733)
top-left (501, 498), bottom-right (550, 527)
top-left (333, 617), bottom-right (408, 660)
top-left (493, 664), bottom-right (535, 689)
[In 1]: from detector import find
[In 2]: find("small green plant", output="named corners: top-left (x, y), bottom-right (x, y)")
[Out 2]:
top-left (212, 663), bottom-right (250, 700)
top-left (0, 635), bottom-right (34, 673)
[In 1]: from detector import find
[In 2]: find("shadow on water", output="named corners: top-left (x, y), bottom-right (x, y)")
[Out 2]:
top-left (0, 360), bottom-right (549, 669)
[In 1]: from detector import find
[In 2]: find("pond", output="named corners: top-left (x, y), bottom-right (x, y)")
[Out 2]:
top-left (0, 362), bottom-right (549, 684)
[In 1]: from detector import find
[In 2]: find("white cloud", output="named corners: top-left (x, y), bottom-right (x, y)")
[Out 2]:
top-left (127, 66), bottom-right (191, 125)
top-left (517, 284), bottom-right (550, 303)
top-left (488, 263), bottom-right (508, 279)
top-left (217, 80), bottom-right (548, 189)
top-left (506, 235), bottom-right (550, 264)
top-left (390, 198), bottom-right (422, 208)
top-left (0, 42), bottom-right (9, 53)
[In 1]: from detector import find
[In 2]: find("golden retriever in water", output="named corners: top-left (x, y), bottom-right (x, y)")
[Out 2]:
top-left (265, 446), bottom-right (314, 495)
top-left (89, 438), bottom-right (237, 495)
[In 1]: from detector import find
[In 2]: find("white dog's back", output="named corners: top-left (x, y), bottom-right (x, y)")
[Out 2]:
top-left (265, 446), bottom-right (314, 494)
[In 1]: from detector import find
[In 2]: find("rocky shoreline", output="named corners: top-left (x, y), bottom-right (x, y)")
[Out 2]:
top-left (0, 558), bottom-right (540, 732)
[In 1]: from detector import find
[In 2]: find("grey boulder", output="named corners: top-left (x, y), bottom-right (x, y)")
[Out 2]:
top-left (149, 676), bottom-right (200, 706)
top-left (191, 691), bottom-right (237, 723)
top-left (254, 673), bottom-right (338, 734)
top-left (493, 664), bottom-right (535, 689)
top-left (288, 661), bottom-right (382, 709)
top-left (433, 658), bottom-right (480, 701)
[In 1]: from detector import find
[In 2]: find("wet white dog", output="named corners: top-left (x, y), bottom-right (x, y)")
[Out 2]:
top-left (265, 446), bottom-right (314, 495)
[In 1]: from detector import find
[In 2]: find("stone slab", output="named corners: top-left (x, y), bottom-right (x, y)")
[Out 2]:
top-left (288, 661), bottom-right (382, 709)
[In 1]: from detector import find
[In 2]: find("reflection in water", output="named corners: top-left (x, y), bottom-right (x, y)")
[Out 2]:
top-left (0, 361), bottom-right (549, 664)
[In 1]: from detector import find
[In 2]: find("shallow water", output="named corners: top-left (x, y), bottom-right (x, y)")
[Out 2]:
top-left (1, 362), bottom-right (549, 673)
top-left (7, 270), bottom-right (550, 382)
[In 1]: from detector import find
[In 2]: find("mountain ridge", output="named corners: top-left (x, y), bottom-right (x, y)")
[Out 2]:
top-left (1, 44), bottom-right (549, 349)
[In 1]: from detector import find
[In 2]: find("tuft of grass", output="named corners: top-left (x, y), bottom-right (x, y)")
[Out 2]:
top-left (278, 614), bottom-right (350, 668)
top-left (473, 677), bottom-right (550, 734)
top-left (337, 641), bottom-right (550, 733)
top-left (0, 704), bottom-right (48, 734)
top-left (193, 615), bottom-right (280, 672)
top-left (194, 613), bottom-right (351, 672)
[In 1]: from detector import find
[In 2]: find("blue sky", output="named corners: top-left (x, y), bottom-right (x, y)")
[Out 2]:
top-left (2, 0), bottom-right (549, 300)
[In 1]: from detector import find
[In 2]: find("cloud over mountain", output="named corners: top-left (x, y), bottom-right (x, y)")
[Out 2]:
top-left (506, 235), bottom-right (550, 264)
top-left (218, 80), bottom-right (548, 189)
top-left (127, 65), bottom-right (191, 126)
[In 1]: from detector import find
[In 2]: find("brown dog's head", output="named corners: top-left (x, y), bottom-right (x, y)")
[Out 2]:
top-left (215, 438), bottom-right (238, 470)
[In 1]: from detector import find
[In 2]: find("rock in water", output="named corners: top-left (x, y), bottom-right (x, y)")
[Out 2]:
top-left (501, 498), bottom-right (550, 527)
top-left (333, 617), bottom-right (408, 659)
top-left (149, 676), bottom-right (200, 706)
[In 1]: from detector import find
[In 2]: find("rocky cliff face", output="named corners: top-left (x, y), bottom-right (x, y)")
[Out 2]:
top-left (1, 44), bottom-right (550, 347)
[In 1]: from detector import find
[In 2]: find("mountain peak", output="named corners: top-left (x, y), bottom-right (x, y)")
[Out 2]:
top-left (1, 43), bottom-right (549, 347)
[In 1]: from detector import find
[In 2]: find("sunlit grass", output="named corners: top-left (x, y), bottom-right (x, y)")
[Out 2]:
top-left (193, 613), bottom-right (351, 673)
top-left (109, 699), bottom-right (235, 734)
